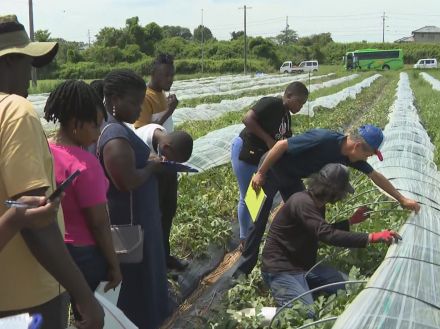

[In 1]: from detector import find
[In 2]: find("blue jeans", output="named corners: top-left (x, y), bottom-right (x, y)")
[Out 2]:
top-left (231, 136), bottom-right (257, 240)
top-left (237, 166), bottom-right (305, 275)
top-left (262, 265), bottom-right (346, 307)
top-left (66, 244), bottom-right (108, 320)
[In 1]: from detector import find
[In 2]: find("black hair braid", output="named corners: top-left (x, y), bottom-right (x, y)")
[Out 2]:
top-left (44, 79), bottom-right (107, 127)
top-left (103, 69), bottom-right (146, 99)
top-left (90, 79), bottom-right (105, 101)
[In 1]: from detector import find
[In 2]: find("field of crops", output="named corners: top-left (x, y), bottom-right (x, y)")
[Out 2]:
top-left (31, 66), bottom-right (440, 329)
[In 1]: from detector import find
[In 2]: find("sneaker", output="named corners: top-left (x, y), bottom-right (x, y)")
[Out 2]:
top-left (167, 255), bottom-right (189, 271)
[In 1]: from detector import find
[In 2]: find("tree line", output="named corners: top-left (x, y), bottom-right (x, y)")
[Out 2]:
top-left (35, 16), bottom-right (440, 79)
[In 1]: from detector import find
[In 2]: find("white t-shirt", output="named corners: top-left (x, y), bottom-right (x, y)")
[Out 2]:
top-left (152, 112), bottom-right (174, 133)
top-left (135, 123), bottom-right (166, 155)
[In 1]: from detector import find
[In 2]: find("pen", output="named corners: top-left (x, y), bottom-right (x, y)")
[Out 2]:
top-left (4, 200), bottom-right (37, 209)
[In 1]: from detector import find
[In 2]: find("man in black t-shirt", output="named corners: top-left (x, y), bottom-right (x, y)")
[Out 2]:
top-left (261, 163), bottom-right (401, 307)
top-left (236, 125), bottom-right (420, 275)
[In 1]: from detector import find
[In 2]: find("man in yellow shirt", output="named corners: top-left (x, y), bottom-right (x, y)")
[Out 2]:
top-left (0, 15), bottom-right (103, 329)
top-left (134, 53), bottom-right (178, 133)
top-left (134, 54), bottom-right (189, 271)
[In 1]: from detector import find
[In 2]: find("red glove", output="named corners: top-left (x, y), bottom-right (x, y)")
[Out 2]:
top-left (369, 230), bottom-right (402, 244)
top-left (349, 206), bottom-right (370, 224)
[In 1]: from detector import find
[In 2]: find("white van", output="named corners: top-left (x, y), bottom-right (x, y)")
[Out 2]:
top-left (413, 58), bottom-right (438, 69)
top-left (280, 60), bottom-right (319, 73)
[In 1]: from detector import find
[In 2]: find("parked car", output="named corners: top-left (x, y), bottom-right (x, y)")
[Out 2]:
top-left (413, 58), bottom-right (438, 69)
top-left (279, 60), bottom-right (319, 73)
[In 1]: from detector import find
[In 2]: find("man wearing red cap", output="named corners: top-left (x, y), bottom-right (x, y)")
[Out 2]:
top-left (236, 125), bottom-right (420, 276)
top-left (0, 15), bottom-right (103, 329)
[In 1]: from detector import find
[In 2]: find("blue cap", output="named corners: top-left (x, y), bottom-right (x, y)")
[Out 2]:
top-left (358, 125), bottom-right (384, 161)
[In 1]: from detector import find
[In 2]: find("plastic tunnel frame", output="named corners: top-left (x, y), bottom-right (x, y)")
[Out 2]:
top-left (331, 72), bottom-right (440, 329)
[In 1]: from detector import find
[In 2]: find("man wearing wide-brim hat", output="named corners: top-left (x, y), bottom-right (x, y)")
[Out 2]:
top-left (0, 15), bottom-right (103, 329)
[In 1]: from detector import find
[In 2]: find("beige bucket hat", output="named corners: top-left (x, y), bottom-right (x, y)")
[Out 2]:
top-left (0, 15), bottom-right (58, 67)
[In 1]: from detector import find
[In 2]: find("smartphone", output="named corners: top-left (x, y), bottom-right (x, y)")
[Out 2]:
top-left (48, 170), bottom-right (81, 201)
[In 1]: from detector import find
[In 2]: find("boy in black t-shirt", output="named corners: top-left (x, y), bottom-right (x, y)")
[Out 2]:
top-left (261, 163), bottom-right (401, 307)
top-left (231, 82), bottom-right (308, 246)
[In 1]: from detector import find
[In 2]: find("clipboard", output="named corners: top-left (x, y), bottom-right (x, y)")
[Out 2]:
top-left (245, 175), bottom-right (267, 222)
top-left (160, 161), bottom-right (199, 173)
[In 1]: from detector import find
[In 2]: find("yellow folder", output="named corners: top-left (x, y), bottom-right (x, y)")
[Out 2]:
top-left (245, 175), bottom-right (267, 222)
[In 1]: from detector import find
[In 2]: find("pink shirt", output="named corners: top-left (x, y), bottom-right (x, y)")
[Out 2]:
top-left (49, 143), bottom-right (109, 245)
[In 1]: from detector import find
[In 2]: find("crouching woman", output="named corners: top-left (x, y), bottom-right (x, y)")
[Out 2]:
top-left (261, 163), bottom-right (400, 308)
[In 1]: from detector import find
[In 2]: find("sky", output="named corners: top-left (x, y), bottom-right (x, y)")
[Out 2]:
top-left (2, 0), bottom-right (440, 44)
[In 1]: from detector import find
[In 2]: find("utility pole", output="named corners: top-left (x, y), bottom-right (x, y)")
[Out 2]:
top-left (28, 0), bottom-right (37, 86)
top-left (285, 16), bottom-right (289, 45)
top-left (88, 29), bottom-right (91, 47)
top-left (201, 9), bottom-right (204, 73)
top-left (239, 5), bottom-right (251, 74)
top-left (382, 12), bottom-right (386, 43)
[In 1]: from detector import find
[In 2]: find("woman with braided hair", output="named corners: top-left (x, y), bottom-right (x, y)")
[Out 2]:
top-left (95, 69), bottom-right (172, 329)
top-left (44, 80), bottom-right (122, 321)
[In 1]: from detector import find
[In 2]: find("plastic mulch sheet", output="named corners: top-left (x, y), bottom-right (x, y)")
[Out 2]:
top-left (185, 124), bottom-right (244, 172)
top-left (173, 73), bottom-right (357, 126)
top-left (332, 73), bottom-right (440, 328)
top-left (297, 74), bottom-right (381, 117)
top-left (173, 72), bottom-right (334, 100)
top-left (420, 72), bottom-right (440, 91)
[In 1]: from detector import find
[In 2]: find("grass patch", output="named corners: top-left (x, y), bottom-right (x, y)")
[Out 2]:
top-left (409, 71), bottom-right (440, 164)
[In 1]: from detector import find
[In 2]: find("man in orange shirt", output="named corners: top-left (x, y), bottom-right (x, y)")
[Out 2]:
top-left (134, 54), bottom-right (189, 271)
top-left (134, 53), bottom-right (178, 132)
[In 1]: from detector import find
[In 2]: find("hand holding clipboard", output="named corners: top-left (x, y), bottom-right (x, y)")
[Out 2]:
top-left (245, 175), bottom-right (267, 222)
top-left (160, 161), bottom-right (198, 173)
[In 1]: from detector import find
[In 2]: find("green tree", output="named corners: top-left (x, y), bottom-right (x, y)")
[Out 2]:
top-left (276, 28), bottom-right (298, 45)
top-left (125, 17), bottom-right (150, 53)
top-left (50, 38), bottom-right (86, 65)
top-left (154, 37), bottom-right (188, 58)
top-left (122, 44), bottom-right (145, 63)
top-left (162, 25), bottom-right (192, 40)
top-left (95, 27), bottom-right (126, 48)
top-left (143, 22), bottom-right (163, 55)
top-left (67, 48), bottom-right (83, 63)
top-left (248, 37), bottom-right (279, 65)
top-left (88, 46), bottom-right (124, 64)
top-left (298, 33), bottom-right (333, 47)
top-left (193, 25), bottom-right (214, 42)
top-left (34, 29), bottom-right (51, 42)
top-left (230, 31), bottom-right (244, 40)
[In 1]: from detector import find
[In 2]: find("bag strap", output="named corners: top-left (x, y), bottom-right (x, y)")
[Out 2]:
top-left (96, 123), bottom-right (114, 159)
top-left (97, 123), bottom-right (135, 226)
